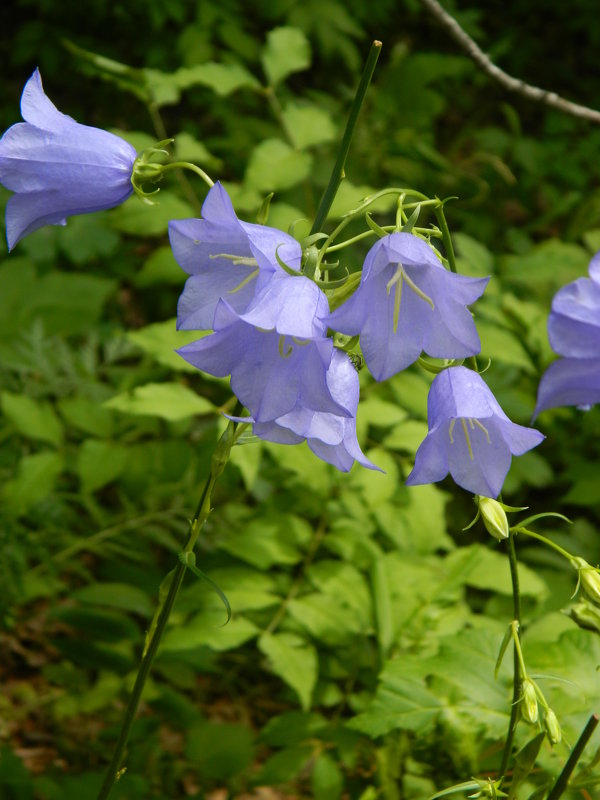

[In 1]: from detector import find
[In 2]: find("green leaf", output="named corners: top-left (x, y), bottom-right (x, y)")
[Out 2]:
top-left (2, 392), bottom-right (63, 446)
top-left (174, 62), bottom-right (259, 96)
top-left (110, 193), bottom-right (194, 236)
top-left (161, 613), bottom-right (258, 652)
top-left (73, 582), bottom-right (154, 617)
top-left (259, 632), bottom-right (318, 710)
top-left (477, 319), bottom-right (535, 372)
top-left (59, 214), bottom-right (119, 264)
top-left (282, 103), bottom-right (337, 149)
top-left (262, 27), bottom-right (311, 86)
top-left (104, 382), bottom-right (215, 421)
top-left (185, 721), bottom-right (254, 779)
top-left (259, 711), bottom-right (327, 747)
top-left (77, 439), bottom-right (130, 493)
top-left (384, 419), bottom-right (429, 452)
top-left (126, 319), bottom-right (209, 372)
top-left (288, 593), bottom-right (364, 645)
top-left (58, 396), bottom-right (113, 438)
top-left (133, 247), bottom-right (186, 287)
top-left (311, 752), bottom-right (344, 800)
top-left (3, 452), bottom-right (64, 516)
top-left (245, 139), bottom-right (312, 192)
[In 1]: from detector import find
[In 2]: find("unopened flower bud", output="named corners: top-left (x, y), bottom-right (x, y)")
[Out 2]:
top-left (521, 678), bottom-right (539, 724)
top-left (543, 708), bottom-right (562, 745)
top-left (477, 497), bottom-right (509, 541)
top-left (565, 601), bottom-right (600, 634)
top-left (571, 557), bottom-right (600, 606)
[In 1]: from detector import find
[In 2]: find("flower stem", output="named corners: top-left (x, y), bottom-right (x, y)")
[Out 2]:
top-left (95, 418), bottom-right (237, 800)
top-left (433, 203), bottom-right (458, 273)
top-left (513, 527), bottom-right (574, 561)
top-left (499, 529), bottom-right (522, 782)
top-left (310, 40), bottom-right (382, 235)
top-left (160, 161), bottom-right (214, 188)
top-left (546, 714), bottom-right (599, 800)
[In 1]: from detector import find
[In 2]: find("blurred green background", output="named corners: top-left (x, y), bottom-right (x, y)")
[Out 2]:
top-left (1, 1), bottom-right (600, 798)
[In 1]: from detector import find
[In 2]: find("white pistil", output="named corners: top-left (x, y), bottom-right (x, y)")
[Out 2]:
top-left (210, 253), bottom-right (259, 267)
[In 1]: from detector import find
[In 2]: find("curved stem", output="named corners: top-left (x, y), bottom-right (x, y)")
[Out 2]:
top-left (160, 161), bottom-right (214, 188)
top-left (310, 40), bottom-right (382, 235)
top-left (96, 417), bottom-right (237, 800)
top-left (146, 104), bottom-right (204, 214)
top-left (513, 527), bottom-right (573, 561)
top-left (499, 530), bottom-right (522, 782)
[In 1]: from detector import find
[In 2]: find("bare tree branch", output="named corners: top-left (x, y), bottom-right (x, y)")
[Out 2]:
top-left (418, 0), bottom-right (600, 125)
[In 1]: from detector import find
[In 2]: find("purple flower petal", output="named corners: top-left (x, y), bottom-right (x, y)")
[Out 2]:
top-left (534, 357), bottom-right (600, 417)
top-left (0, 69), bottom-right (137, 249)
top-left (406, 366), bottom-right (544, 498)
top-left (327, 232), bottom-right (488, 381)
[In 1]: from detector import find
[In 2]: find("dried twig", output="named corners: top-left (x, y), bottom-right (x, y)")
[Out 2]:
top-left (418, 0), bottom-right (600, 125)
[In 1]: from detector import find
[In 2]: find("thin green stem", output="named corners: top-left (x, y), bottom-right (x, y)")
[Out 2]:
top-left (513, 527), bottom-right (573, 561)
top-left (434, 203), bottom-right (458, 273)
top-left (499, 530), bottom-right (522, 783)
top-left (546, 714), bottom-right (599, 800)
top-left (310, 40), bottom-right (382, 235)
top-left (160, 161), bottom-right (214, 188)
top-left (146, 103), bottom-right (204, 214)
top-left (95, 418), bottom-right (237, 800)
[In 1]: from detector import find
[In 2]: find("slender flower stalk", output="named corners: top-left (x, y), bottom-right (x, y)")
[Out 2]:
top-left (310, 40), bottom-right (382, 235)
top-left (96, 418), bottom-right (239, 800)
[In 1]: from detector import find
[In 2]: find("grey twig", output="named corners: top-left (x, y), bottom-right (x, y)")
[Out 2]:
top-left (418, 0), bottom-right (600, 125)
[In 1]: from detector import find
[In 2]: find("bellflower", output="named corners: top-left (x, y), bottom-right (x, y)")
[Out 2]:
top-left (406, 366), bottom-right (544, 498)
top-left (177, 276), bottom-right (350, 423)
top-left (251, 349), bottom-right (379, 472)
top-left (170, 182), bottom-right (302, 331)
top-left (0, 68), bottom-right (137, 250)
top-left (327, 232), bottom-right (489, 381)
top-left (534, 252), bottom-right (600, 416)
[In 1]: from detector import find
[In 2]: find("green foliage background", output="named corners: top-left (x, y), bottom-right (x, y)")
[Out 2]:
top-left (1, 1), bottom-right (600, 798)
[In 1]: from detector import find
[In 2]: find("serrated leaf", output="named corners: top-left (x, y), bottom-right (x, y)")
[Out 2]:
top-left (245, 139), bottom-right (312, 192)
top-left (259, 632), bottom-right (318, 710)
top-left (104, 382), bottom-right (214, 421)
top-left (262, 27), bottom-right (311, 86)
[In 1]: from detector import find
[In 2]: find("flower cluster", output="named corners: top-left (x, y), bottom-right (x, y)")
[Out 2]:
top-left (0, 70), bottom-right (546, 493)
top-left (534, 252), bottom-right (600, 416)
top-left (171, 183), bottom-right (377, 472)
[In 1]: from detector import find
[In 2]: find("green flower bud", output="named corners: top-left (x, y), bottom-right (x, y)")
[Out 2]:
top-left (543, 708), bottom-right (561, 745)
top-left (521, 678), bottom-right (539, 724)
top-left (565, 601), bottom-right (600, 634)
top-left (571, 557), bottom-right (600, 606)
top-left (477, 497), bottom-right (509, 541)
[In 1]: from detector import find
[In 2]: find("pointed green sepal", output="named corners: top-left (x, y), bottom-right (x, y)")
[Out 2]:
top-left (256, 192), bottom-right (274, 225)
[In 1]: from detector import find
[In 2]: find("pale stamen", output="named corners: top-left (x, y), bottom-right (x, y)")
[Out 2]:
top-left (385, 262), bottom-right (435, 334)
top-left (228, 268), bottom-right (260, 295)
top-left (210, 253), bottom-right (259, 267)
top-left (448, 417), bottom-right (492, 460)
top-left (278, 335), bottom-right (293, 358)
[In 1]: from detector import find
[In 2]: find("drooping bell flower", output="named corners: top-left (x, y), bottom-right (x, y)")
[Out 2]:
top-left (534, 252), bottom-right (600, 416)
top-left (0, 68), bottom-right (137, 250)
top-left (406, 366), bottom-right (544, 498)
top-left (327, 232), bottom-right (489, 381)
top-left (177, 276), bottom-right (350, 423)
top-left (251, 349), bottom-right (380, 472)
top-left (170, 182), bottom-right (302, 331)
